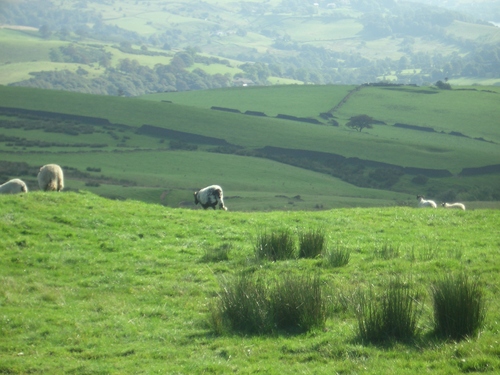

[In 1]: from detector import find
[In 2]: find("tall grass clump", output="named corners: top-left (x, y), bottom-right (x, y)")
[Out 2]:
top-left (255, 229), bottom-right (296, 261)
top-left (209, 273), bottom-right (326, 335)
top-left (209, 273), bottom-right (272, 335)
top-left (271, 273), bottom-right (326, 332)
top-left (356, 277), bottom-right (421, 343)
top-left (200, 243), bottom-right (231, 263)
top-left (323, 244), bottom-right (350, 267)
top-left (431, 272), bottom-right (486, 340)
top-left (298, 228), bottom-right (326, 258)
top-left (373, 242), bottom-right (400, 260)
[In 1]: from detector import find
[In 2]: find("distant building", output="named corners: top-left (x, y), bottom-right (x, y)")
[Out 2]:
top-left (233, 78), bottom-right (254, 86)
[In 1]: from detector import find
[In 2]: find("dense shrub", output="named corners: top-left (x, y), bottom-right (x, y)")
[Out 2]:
top-left (431, 273), bottom-right (486, 340)
top-left (298, 228), bottom-right (326, 258)
top-left (255, 229), bottom-right (296, 261)
top-left (356, 277), bottom-right (421, 343)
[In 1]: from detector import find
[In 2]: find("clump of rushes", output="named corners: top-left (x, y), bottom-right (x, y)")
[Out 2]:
top-left (209, 273), bottom-right (272, 335)
top-left (271, 273), bottom-right (326, 332)
top-left (356, 277), bottom-right (421, 343)
top-left (209, 273), bottom-right (326, 335)
top-left (431, 272), bottom-right (486, 340)
top-left (298, 228), bottom-right (326, 259)
top-left (255, 229), bottom-right (296, 261)
top-left (323, 244), bottom-right (350, 267)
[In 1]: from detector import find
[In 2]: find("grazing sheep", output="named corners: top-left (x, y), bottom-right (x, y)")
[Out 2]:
top-left (37, 164), bottom-right (64, 192)
top-left (194, 185), bottom-right (227, 210)
top-left (0, 179), bottom-right (28, 194)
top-left (442, 202), bottom-right (466, 210)
top-left (417, 195), bottom-right (437, 208)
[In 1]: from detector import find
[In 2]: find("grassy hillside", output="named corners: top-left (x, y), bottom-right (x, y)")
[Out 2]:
top-left (1, 84), bottom-right (499, 208)
top-left (1, 191), bottom-right (499, 373)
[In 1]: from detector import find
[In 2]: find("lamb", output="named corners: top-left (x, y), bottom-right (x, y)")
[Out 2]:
top-left (0, 179), bottom-right (28, 194)
top-left (37, 164), bottom-right (64, 192)
top-left (417, 195), bottom-right (437, 208)
top-left (442, 202), bottom-right (466, 210)
top-left (194, 185), bottom-right (227, 210)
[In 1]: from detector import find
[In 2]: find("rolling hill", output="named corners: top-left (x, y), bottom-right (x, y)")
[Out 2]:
top-left (0, 84), bottom-right (499, 209)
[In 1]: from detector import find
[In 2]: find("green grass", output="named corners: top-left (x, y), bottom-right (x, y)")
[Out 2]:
top-left (141, 84), bottom-right (356, 118)
top-left (0, 84), bottom-right (499, 209)
top-left (0, 191), bottom-right (499, 373)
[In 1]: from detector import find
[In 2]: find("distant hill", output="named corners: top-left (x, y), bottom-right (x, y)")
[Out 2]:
top-left (1, 0), bottom-right (500, 94)
top-left (0, 84), bottom-right (499, 209)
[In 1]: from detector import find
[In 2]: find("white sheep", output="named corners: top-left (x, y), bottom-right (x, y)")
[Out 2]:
top-left (0, 179), bottom-right (28, 194)
top-left (417, 195), bottom-right (437, 208)
top-left (442, 202), bottom-right (466, 210)
top-left (194, 185), bottom-right (227, 210)
top-left (37, 164), bottom-right (64, 192)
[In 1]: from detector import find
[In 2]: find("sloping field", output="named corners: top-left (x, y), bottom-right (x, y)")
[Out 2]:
top-left (0, 85), bottom-right (499, 208)
top-left (1, 85), bottom-right (499, 170)
top-left (141, 84), bottom-right (355, 117)
top-left (0, 191), bottom-right (499, 373)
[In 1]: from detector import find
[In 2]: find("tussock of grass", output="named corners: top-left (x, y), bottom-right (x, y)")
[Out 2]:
top-left (431, 273), bottom-right (486, 340)
top-left (298, 228), bottom-right (326, 258)
top-left (355, 277), bottom-right (421, 343)
top-left (323, 243), bottom-right (351, 267)
top-left (210, 273), bottom-right (326, 334)
top-left (210, 273), bottom-right (272, 335)
top-left (255, 229), bottom-right (296, 261)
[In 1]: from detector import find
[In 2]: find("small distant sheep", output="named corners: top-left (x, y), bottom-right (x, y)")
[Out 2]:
top-left (194, 185), bottom-right (227, 210)
top-left (417, 195), bottom-right (437, 208)
top-left (0, 179), bottom-right (28, 194)
top-left (442, 202), bottom-right (466, 210)
top-left (37, 164), bottom-right (64, 192)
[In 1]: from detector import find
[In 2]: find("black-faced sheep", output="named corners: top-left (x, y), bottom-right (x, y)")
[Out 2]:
top-left (0, 179), bottom-right (28, 194)
top-left (38, 164), bottom-right (64, 192)
top-left (442, 202), bottom-right (466, 210)
top-left (417, 195), bottom-right (437, 208)
top-left (194, 185), bottom-right (227, 210)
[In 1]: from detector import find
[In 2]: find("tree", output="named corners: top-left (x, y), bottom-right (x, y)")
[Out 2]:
top-left (435, 80), bottom-right (451, 90)
top-left (345, 115), bottom-right (376, 132)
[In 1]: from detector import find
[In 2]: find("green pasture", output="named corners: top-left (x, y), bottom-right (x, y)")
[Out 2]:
top-left (0, 85), bottom-right (499, 173)
top-left (142, 84), bottom-right (355, 117)
top-left (0, 29), bottom-right (64, 64)
top-left (446, 20), bottom-right (500, 43)
top-left (0, 191), bottom-right (499, 373)
top-left (187, 63), bottom-right (241, 76)
top-left (279, 18), bottom-right (363, 42)
top-left (0, 149), bottom-right (410, 210)
top-left (338, 85), bottom-right (500, 143)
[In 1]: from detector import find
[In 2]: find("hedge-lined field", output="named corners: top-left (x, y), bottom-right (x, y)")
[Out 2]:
top-left (0, 84), bottom-right (499, 208)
